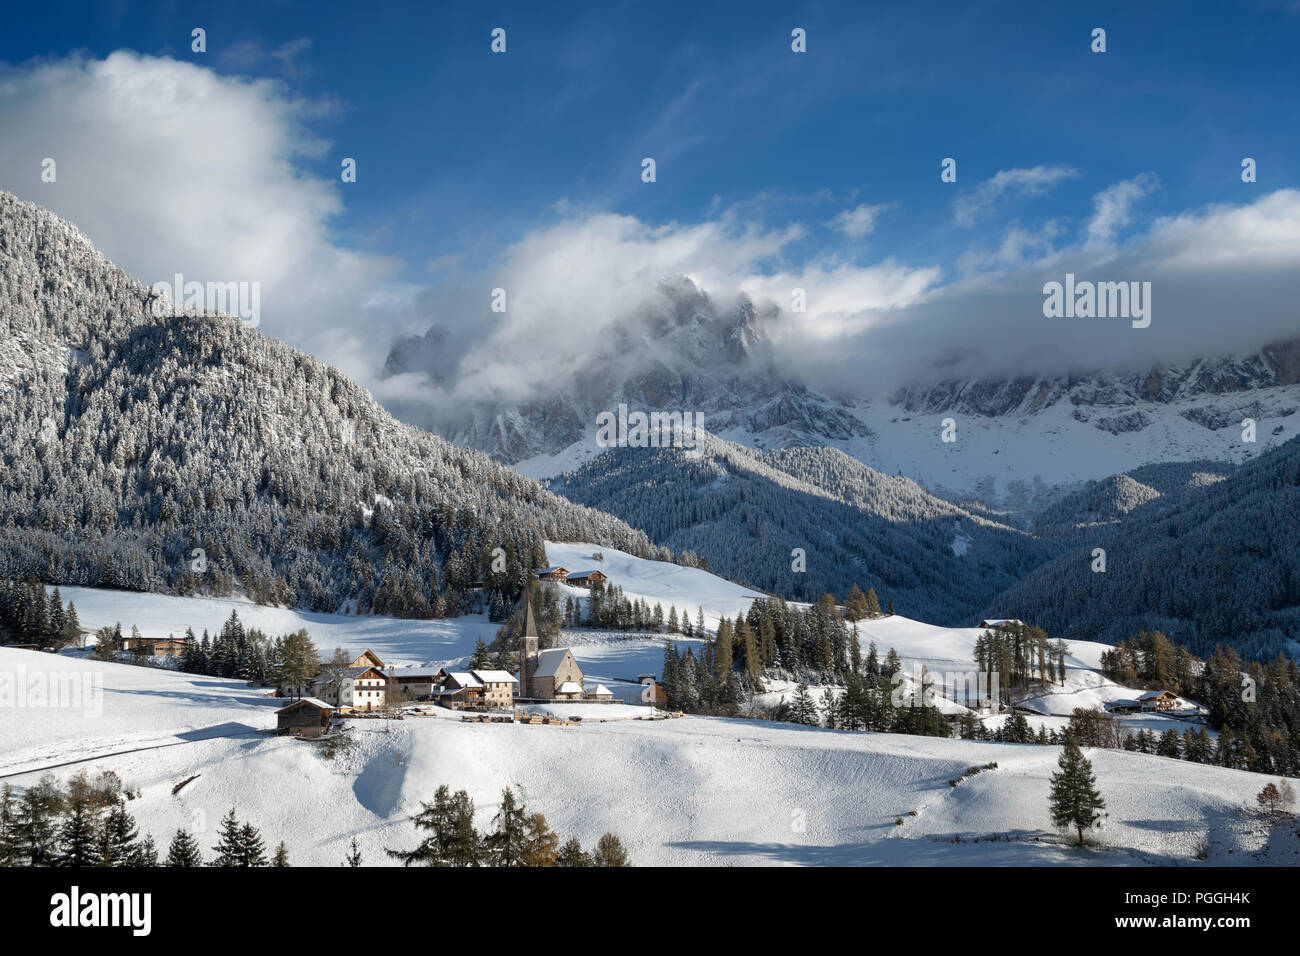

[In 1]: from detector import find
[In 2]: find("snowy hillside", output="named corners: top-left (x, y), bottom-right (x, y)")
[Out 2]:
top-left (51, 541), bottom-right (1201, 732)
top-left (44, 541), bottom-right (762, 699)
top-left (551, 437), bottom-right (1054, 621)
top-left (542, 541), bottom-right (766, 626)
top-left (2, 646), bottom-right (1291, 866)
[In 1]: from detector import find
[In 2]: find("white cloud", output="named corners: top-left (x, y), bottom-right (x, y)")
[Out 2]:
top-left (1084, 172), bottom-right (1158, 247)
top-left (2, 52), bottom-right (1294, 416)
top-left (953, 165), bottom-right (1079, 227)
top-left (828, 203), bottom-right (888, 238)
top-left (0, 51), bottom-right (399, 382)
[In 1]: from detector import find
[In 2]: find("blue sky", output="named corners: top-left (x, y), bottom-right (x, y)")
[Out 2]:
top-left (7, 0), bottom-right (1297, 277)
top-left (2, 1), bottom-right (1299, 398)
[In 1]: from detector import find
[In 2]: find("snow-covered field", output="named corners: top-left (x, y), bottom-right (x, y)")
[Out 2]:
top-left (7, 544), bottom-right (1278, 866)
top-left (52, 542), bottom-right (1194, 719)
top-left (1, 647), bottom-right (1291, 866)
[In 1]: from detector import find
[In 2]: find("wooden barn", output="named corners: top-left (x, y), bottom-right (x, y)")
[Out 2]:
top-left (565, 570), bottom-right (608, 589)
top-left (276, 697), bottom-right (334, 737)
top-left (535, 566), bottom-right (570, 583)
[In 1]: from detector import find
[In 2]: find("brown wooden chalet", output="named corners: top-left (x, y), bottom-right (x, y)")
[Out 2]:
top-left (565, 570), bottom-right (608, 589)
top-left (275, 697), bottom-right (334, 737)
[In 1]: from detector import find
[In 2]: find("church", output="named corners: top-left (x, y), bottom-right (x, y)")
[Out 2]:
top-left (517, 599), bottom-right (586, 700)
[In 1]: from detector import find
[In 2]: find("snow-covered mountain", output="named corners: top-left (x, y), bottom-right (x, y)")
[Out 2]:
top-left (386, 274), bottom-right (1300, 511)
top-left (985, 434), bottom-right (1300, 658)
top-left (0, 191), bottom-right (670, 613)
top-left (386, 275), bottom-right (867, 465)
top-left (552, 433), bottom-right (1057, 623)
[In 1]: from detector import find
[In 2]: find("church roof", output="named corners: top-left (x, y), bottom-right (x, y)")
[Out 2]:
top-left (523, 599), bottom-right (539, 638)
top-left (557, 681), bottom-right (583, 695)
top-left (532, 647), bottom-right (574, 678)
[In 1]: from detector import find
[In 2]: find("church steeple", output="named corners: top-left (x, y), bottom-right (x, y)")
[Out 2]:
top-left (518, 598), bottom-right (539, 699)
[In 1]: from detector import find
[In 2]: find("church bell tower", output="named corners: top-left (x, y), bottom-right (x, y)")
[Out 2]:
top-left (518, 598), bottom-right (539, 698)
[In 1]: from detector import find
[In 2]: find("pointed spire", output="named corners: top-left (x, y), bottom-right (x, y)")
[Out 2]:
top-left (523, 598), bottom-right (538, 638)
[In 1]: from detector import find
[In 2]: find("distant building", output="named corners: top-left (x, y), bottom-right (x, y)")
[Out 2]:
top-left (386, 666), bottom-right (447, 702)
top-left (470, 669), bottom-right (519, 709)
top-left (275, 697), bottom-right (334, 737)
top-left (517, 599), bottom-right (586, 700)
top-left (121, 635), bottom-right (187, 659)
top-left (532, 650), bottom-right (585, 700)
top-left (565, 570), bottom-right (607, 589)
top-left (312, 665), bottom-right (388, 711)
top-left (588, 683), bottom-right (614, 701)
top-left (1137, 690), bottom-right (1180, 712)
top-left (349, 649), bottom-right (385, 669)
top-left (434, 672), bottom-right (484, 710)
top-left (978, 619), bottom-right (1026, 631)
top-left (535, 566), bottom-right (570, 583)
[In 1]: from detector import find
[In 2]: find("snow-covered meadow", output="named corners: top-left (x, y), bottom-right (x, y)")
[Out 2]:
top-left (4, 542), bottom-right (1284, 866)
top-left (1, 647), bottom-right (1290, 866)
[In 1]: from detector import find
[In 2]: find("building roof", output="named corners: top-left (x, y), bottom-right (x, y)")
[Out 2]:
top-left (557, 681), bottom-right (584, 695)
top-left (566, 570), bottom-right (606, 580)
top-left (979, 619), bottom-right (1025, 629)
top-left (590, 684), bottom-right (613, 697)
top-left (532, 647), bottom-right (574, 678)
top-left (1138, 690), bottom-right (1177, 700)
top-left (386, 666), bottom-right (446, 680)
top-left (471, 669), bottom-right (519, 684)
top-left (523, 599), bottom-right (539, 638)
top-left (276, 697), bottom-right (333, 713)
top-left (445, 672), bottom-right (483, 689)
top-left (536, 566), bottom-right (569, 575)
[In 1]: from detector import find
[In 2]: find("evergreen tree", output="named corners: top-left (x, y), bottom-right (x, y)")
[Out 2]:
top-left (557, 836), bottom-right (590, 867)
top-left (469, 637), bottom-right (491, 669)
top-left (13, 775), bottom-right (62, 866)
top-left (273, 841), bottom-right (290, 867)
top-left (344, 838), bottom-right (362, 867)
top-left (1049, 737), bottom-right (1107, 847)
top-left (235, 823), bottom-right (267, 867)
top-left (56, 787), bottom-right (100, 867)
top-left (488, 787), bottom-right (528, 867)
top-left (210, 809), bottom-right (243, 867)
top-left (790, 683), bottom-right (819, 726)
top-left (98, 800), bottom-right (140, 866)
top-left (165, 829), bottom-right (203, 867)
top-left (135, 835), bottom-right (159, 867)
top-left (0, 784), bottom-right (16, 867)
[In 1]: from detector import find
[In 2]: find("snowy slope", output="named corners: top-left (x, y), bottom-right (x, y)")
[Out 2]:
top-left (53, 545), bottom-right (1175, 720)
top-left (543, 541), bottom-right (766, 626)
top-left (1, 647), bottom-right (1289, 867)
